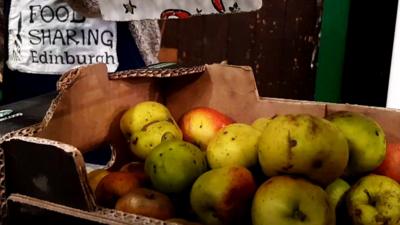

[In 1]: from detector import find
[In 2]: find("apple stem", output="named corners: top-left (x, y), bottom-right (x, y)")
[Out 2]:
top-left (162, 132), bottom-right (176, 141)
top-left (293, 208), bottom-right (307, 222)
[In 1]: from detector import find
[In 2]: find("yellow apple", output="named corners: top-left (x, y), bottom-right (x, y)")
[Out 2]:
top-left (130, 120), bottom-right (182, 159)
top-left (87, 169), bottom-right (110, 193)
top-left (190, 166), bottom-right (256, 225)
top-left (120, 101), bottom-right (174, 139)
top-left (252, 176), bottom-right (335, 225)
top-left (347, 174), bottom-right (400, 225)
top-left (207, 123), bottom-right (261, 169)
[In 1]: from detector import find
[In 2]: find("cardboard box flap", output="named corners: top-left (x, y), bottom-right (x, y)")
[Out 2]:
top-left (165, 64), bottom-right (327, 123)
top-left (1, 136), bottom-right (95, 211)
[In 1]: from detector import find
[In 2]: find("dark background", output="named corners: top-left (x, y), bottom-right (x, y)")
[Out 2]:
top-left (161, 0), bottom-right (399, 107)
top-left (341, 0), bottom-right (398, 107)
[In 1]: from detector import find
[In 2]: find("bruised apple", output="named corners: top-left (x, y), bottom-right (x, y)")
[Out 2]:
top-left (347, 174), bottom-right (400, 225)
top-left (179, 107), bottom-right (234, 150)
top-left (190, 166), bottom-right (256, 225)
top-left (115, 188), bottom-right (175, 220)
top-left (95, 172), bottom-right (140, 207)
top-left (258, 114), bottom-right (349, 186)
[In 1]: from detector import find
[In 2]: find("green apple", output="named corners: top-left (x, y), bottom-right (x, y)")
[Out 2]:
top-left (130, 120), bottom-right (182, 159)
top-left (252, 176), bottom-right (335, 225)
top-left (327, 111), bottom-right (386, 176)
top-left (251, 117), bottom-right (272, 131)
top-left (145, 140), bottom-right (207, 193)
top-left (207, 123), bottom-right (261, 169)
top-left (258, 114), bottom-right (349, 186)
top-left (347, 174), bottom-right (400, 225)
top-left (326, 179), bottom-right (353, 225)
top-left (325, 178), bottom-right (351, 210)
top-left (120, 101), bottom-right (175, 139)
top-left (190, 166), bottom-right (256, 225)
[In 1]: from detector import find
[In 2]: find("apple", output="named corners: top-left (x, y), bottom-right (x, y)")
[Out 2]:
top-left (179, 107), bottom-right (234, 150)
top-left (119, 161), bottom-right (150, 185)
top-left (327, 111), bottom-right (387, 176)
top-left (207, 123), bottom-right (261, 169)
top-left (374, 143), bottom-right (400, 183)
top-left (145, 140), bottom-right (208, 194)
top-left (325, 178), bottom-right (351, 210)
top-left (129, 120), bottom-right (182, 160)
top-left (190, 166), bottom-right (256, 225)
top-left (166, 218), bottom-right (203, 225)
top-left (325, 179), bottom-right (352, 225)
top-left (115, 188), bottom-right (175, 220)
top-left (251, 117), bottom-right (272, 131)
top-left (95, 172), bottom-right (140, 208)
top-left (87, 169), bottom-right (110, 193)
top-left (252, 176), bottom-right (335, 225)
top-left (120, 101), bottom-right (174, 139)
top-left (347, 174), bottom-right (400, 225)
top-left (258, 114), bottom-right (349, 186)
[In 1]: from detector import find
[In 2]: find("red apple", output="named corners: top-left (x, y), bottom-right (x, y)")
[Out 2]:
top-left (179, 107), bottom-right (234, 150)
top-left (374, 143), bottom-right (400, 182)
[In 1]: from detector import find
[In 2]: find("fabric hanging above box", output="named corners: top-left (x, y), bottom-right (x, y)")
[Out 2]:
top-left (97, 0), bottom-right (263, 21)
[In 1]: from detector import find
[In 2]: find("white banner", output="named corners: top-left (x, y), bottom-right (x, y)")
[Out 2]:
top-left (7, 0), bottom-right (119, 74)
top-left (98, 0), bottom-right (262, 21)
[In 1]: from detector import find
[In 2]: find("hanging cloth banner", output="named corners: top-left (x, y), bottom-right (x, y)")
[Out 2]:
top-left (98, 0), bottom-right (263, 21)
top-left (7, 0), bottom-right (119, 74)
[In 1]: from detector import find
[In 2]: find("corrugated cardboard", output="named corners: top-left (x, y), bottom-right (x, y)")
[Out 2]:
top-left (1, 63), bottom-right (400, 224)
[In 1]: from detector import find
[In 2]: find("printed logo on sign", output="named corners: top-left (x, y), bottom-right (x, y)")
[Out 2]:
top-left (7, 0), bottom-right (118, 74)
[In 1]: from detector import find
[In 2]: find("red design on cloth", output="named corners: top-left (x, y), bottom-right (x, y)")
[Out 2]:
top-left (212, 0), bottom-right (225, 13)
top-left (160, 9), bottom-right (191, 19)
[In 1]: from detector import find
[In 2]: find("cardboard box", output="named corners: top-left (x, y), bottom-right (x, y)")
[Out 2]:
top-left (1, 63), bottom-right (400, 224)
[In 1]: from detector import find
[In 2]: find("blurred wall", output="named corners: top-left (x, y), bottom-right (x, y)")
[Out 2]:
top-left (160, 0), bottom-right (320, 101)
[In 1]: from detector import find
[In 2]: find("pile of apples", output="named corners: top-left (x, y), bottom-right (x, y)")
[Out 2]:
top-left (87, 101), bottom-right (400, 225)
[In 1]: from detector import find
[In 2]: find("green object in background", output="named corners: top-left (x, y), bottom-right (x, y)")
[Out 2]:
top-left (315, 0), bottom-right (351, 102)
